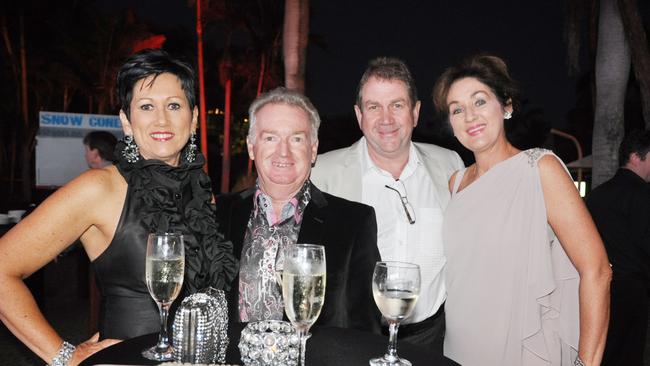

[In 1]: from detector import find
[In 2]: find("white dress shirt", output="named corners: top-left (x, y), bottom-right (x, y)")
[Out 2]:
top-left (361, 140), bottom-right (446, 324)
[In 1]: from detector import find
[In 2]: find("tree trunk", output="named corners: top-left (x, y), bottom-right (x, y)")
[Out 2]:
top-left (248, 53), bottom-right (267, 177)
top-left (221, 78), bottom-right (232, 193)
top-left (19, 14), bottom-right (32, 202)
top-left (283, 0), bottom-right (309, 92)
top-left (617, 0), bottom-right (650, 128)
top-left (592, 0), bottom-right (631, 187)
top-left (196, 0), bottom-right (209, 172)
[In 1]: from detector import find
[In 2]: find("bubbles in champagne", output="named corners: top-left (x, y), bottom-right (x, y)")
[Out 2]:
top-left (146, 256), bottom-right (184, 304)
top-left (282, 273), bottom-right (326, 332)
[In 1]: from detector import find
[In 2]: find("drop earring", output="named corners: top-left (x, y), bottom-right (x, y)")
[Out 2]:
top-left (185, 131), bottom-right (197, 163)
top-left (504, 111), bottom-right (512, 120)
top-left (122, 135), bottom-right (140, 163)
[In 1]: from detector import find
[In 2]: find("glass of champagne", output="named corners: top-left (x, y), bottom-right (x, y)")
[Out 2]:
top-left (370, 261), bottom-right (420, 366)
top-left (282, 244), bottom-right (326, 366)
top-left (142, 233), bottom-right (185, 361)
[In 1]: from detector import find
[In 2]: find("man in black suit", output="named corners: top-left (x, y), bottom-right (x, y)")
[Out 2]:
top-left (216, 87), bottom-right (381, 334)
top-left (586, 129), bottom-right (650, 366)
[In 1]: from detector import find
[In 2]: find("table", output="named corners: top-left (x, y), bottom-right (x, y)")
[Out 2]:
top-left (81, 323), bottom-right (459, 365)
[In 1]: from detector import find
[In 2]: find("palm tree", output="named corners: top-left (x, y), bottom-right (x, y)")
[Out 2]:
top-left (0, 0), bottom-right (154, 202)
top-left (283, 0), bottom-right (309, 92)
top-left (565, 0), bottom-right (650, 187)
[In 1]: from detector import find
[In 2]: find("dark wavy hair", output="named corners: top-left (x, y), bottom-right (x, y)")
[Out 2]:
top-left (116, 48), bottom-right (196, 119)
top-left (432, 54), bottom-right (521, 120)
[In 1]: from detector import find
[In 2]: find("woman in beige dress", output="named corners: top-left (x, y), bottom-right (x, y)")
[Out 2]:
top-left (432, 54), bottom-right (611, 366)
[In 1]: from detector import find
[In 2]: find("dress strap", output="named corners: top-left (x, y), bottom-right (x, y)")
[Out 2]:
top-left (451, 168), bottom-right (467, 195)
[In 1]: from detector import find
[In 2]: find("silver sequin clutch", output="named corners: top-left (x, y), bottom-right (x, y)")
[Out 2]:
top-left (172, 288), bottom-right (229, 364)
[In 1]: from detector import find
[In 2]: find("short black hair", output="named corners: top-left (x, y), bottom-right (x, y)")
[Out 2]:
top-left (83, 131), bottom-right (118, 162)
top-left (619, 129), bottom-right (650, 166)
top-left (116, 48), bottom-right (196, 119)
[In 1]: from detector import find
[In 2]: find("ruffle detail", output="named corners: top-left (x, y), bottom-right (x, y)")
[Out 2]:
top-left (115, 141), bottom-right (238, 294)
top-left (521, 150), bottom-right (580, 365)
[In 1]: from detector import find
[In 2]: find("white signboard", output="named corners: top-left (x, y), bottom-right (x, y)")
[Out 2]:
top-left (36, 111), bottom-right (123, 187)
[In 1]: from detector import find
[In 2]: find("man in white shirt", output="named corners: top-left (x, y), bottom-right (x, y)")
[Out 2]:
top-left (310, 57), bottom-right (463, 351)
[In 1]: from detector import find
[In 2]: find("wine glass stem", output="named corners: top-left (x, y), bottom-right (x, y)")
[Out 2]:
top-left (386, 321), bottom-right (400, 359)
top-left (157, 302), bottom-right (171, 349)
top-left (298, 330), bottom-right (311, 366)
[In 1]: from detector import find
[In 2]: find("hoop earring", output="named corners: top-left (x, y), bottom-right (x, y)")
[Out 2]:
top-left (504, 111), bottom-right (512, 120)
top-left (122, 135), bottom-right (140, 163)
top-left (185, 132), bottom-right (197, 163)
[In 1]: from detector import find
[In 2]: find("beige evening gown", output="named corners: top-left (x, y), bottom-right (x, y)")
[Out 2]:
top-left (442, 149), bottom-right (580, 366)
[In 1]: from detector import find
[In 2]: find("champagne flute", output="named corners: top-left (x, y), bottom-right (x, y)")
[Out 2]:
top-left (282, 244), bottom-right (326, 366)
top-left (370, 261), bottom-right (420, 366)
top-left (142, 233), bottom-right (185, 361)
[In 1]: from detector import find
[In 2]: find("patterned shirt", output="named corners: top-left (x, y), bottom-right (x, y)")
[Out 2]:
top-left (238, 181), bottom-right (311, 322)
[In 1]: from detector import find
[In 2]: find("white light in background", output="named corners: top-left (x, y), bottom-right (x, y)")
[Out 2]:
top-left (574, 181), bottom-right (586, 197)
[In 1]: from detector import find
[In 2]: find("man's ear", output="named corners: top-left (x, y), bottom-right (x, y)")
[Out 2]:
top-left (412, 100), bottom-right (421, 128)
top-left (354, 104), bottom-right (363, 129)
top-left (311, 140), bottom-right (319, 166)
top-left (246, 137), bottom-right (255, 161)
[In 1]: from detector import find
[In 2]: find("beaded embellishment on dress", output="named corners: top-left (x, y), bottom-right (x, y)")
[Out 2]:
top-left (524, 148), bottom-right (549, 167)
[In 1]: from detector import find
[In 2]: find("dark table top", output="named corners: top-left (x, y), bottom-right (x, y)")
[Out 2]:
top-left (81, 322), bottom-right (458, 365)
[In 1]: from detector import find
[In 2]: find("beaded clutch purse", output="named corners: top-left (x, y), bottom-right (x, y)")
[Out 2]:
top-left (172, 288), bottom-right (229, 364)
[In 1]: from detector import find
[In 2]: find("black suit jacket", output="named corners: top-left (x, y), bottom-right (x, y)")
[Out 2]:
top-left (216, 182), bottom-right (382, 334)
top-left (586, 168), bottom-right (650, 281)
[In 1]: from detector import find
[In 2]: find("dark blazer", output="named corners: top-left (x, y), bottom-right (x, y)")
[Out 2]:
top-left (216, 182), bottom-right (382, 334)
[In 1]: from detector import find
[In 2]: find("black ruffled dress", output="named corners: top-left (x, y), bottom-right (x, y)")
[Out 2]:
top-left (92, 142), bottom-right (237, 340)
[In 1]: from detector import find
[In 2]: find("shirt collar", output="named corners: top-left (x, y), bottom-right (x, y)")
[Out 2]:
top-left (360, 136), bottom-right (420, 180)
top-left (253, 180), bottom-right (311, 226)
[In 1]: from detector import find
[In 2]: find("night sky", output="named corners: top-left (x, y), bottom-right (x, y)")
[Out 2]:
top-left (100, 0), bottom-right (576, 132)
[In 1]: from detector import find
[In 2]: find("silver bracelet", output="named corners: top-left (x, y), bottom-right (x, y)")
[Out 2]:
top-left (574, 356), bottom-right (586, 366)
top-left (49, 341), bottom-right (75, 366)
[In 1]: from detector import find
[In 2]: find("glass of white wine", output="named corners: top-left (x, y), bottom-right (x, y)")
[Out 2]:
top-left (282, 244), bottom-right (326, 366)
top-left (142, 232), bottom-right (185, 361)
top-left (370, 261), bottom-right (420, 366)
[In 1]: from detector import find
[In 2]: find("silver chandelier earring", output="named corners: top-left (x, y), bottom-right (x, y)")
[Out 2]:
top-left (185, 132), bottom-right (197, 163)
top-left (122, 135), bottom-right (140, 163)
top-left (504, 111), bottom-right (512, 120)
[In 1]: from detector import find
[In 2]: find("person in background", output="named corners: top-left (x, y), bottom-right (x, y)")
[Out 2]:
top-left (432, 53), bottom-right (611, 366)
top-left (310, 57), bottom-right (463, 351)
top-left (586, 129), bottom-right (650, 366)
top-left (83, 131), bottom-right (118, 169)
top-left (216, 87), bottom-right (382, 334)
top-left (0, 49), bottom-right (237, 366)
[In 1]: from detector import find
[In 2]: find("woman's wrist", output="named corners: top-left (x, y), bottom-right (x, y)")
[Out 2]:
top-left (574, 356), bottom-right (586, 366)
top-left (49, 340), bottom-right (76, 366)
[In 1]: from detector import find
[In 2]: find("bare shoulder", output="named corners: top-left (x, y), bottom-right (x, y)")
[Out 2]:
top-left (537, 153), bottom-right (570, 181)
top-left (59, 166), bottom-right (124, 201)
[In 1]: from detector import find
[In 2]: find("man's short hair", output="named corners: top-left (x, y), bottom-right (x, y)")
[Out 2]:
top-left (247, 87), bottom-right (320, 143)
top-left (619, 129), bottom-right (650, 166)
top-left (83, 131), bottom-right (118, 162)
top-left (356, 57), bottom-right (418, 108)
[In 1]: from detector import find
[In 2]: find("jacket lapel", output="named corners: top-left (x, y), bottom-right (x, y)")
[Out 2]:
top-left (231, 189), bottom-right (254, 259)
top-left (297, 183), bottom-right (327, 246)
top-left (413, 143), bottom-right (451, 210)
